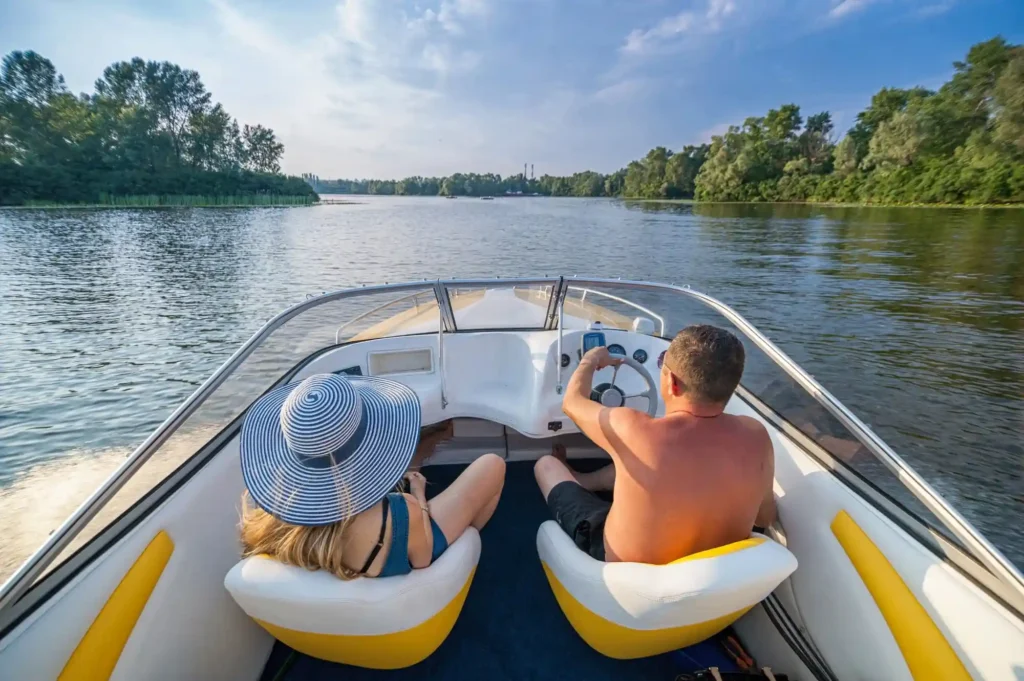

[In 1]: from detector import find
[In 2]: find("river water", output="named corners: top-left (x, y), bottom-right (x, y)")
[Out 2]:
top-left (0, 196), bottom-right (1021, 575)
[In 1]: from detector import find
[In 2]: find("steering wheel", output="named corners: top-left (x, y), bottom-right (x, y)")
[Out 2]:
top-left (590, 355), bottom-right (659, 416)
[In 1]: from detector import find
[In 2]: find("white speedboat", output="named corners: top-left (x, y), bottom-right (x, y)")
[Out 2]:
top-left (1, 277), bottom-right (1022, 681)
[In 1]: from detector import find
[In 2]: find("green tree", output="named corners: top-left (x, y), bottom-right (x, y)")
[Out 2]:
top-left (664, 145), bottom-right (709, 198)
top-left (240, 124), bottom-right (283, 173)
top-left (0, 51), bottom-right (71, 163)
top-left (863, 111), bottom-right (924, 170)
top-left (833, 136), bottom-right (858, 177)
top-left (799, 112), bottom-right (834, 173)
top-left (187, 104), bottom-right (239, 171)
top-left (847, 87), bottom-right (932, 163)
top-left (994, 49), bottom-right (1024, 154)
top-left (94, 58), bottom-right (212, 165)
top-left (0, 50), bottom-right (306, 205)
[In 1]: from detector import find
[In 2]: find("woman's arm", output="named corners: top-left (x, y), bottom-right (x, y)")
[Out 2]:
top-left (404, 473), bottom-right (434, 569)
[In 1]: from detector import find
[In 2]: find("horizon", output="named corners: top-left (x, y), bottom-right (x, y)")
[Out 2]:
top-left (2, 0), bottom-right (1022, 179)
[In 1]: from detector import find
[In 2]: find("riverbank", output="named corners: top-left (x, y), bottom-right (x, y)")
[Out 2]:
top-left (622, 198), bottom-right (1024, 209)
top-left (3, 194), bottom-right (318, 209)
top-left (0, 164), bottom-right (319, 207)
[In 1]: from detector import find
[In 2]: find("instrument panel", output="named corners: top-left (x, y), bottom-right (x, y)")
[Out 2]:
top-left (303, 327), bottom-right (670, 438)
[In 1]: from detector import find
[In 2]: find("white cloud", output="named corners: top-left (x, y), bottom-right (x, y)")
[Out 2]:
top-left (199, 0), bottom-right (618, 176)
top-left (915, 1), bottom-right (955, 17)
top-left (424, 0), bottom-right (492, 36)
top-left (829, 0), bottom-right (875, 18)
top-left (621, 0), bottom-right (738, 55)
top-left (827, 0), bottom-right (950, 22)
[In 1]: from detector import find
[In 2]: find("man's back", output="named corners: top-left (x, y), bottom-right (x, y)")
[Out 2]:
top-left (603, 409), bottom-right (773, 564)
top-left (537, 324), bottom-right (777, 566)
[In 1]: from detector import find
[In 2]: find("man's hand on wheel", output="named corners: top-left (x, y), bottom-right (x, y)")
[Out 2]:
top-left (581, 347), bottom-right (623, 370)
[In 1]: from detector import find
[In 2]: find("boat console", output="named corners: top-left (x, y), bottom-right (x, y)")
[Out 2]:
top-left (298, 326), bottom-right (668, 438)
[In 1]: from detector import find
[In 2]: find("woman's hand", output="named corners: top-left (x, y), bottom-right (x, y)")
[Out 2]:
top-left (405, 471), bottom-right (428, 501)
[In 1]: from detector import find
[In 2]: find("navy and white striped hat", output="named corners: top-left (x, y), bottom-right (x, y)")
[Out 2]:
top-left (240, 373), bottom-right (421, 526)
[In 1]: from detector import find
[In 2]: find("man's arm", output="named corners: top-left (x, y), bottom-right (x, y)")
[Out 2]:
top-left (562, 348), bottom-right (638, 458)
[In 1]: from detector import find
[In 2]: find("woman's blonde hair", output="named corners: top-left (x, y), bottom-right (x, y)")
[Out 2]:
top-left (240, 492), bottom-right (361, 580)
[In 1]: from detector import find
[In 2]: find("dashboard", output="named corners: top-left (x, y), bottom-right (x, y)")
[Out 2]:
top-left (293, 328), bottom-right (670, 438)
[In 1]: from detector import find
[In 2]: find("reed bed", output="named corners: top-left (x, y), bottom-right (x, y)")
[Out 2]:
top-left (22, 194), bottom-right (317, 208)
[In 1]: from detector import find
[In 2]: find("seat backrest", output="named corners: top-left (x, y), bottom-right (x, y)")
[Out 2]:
top-left (538, 521), bottom-right (796, 638)
top-left (224, 528), bottom-right (480, 668)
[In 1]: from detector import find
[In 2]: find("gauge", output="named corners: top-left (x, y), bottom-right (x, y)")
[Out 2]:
top-left (657, 350), bottom-right (666, 368)
top-left (632, 349), bottom-right (648, 364)
top-left (608, 344), bottom-right (626, 356)
top-left (560, 353), bottom-right (571, 368)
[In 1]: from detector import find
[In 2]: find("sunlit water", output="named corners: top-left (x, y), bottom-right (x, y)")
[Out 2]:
top-left (0, 197), bottom-right (1021, 578)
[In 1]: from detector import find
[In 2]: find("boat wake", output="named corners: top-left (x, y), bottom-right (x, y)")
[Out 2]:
top-left (0, 428), bottom-right (218, 583)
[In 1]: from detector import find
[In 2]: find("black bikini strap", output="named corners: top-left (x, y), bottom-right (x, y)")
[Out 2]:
top-left (359, 496), bottom-right (390, 575)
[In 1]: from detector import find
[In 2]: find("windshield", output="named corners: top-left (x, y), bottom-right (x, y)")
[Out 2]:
top-left (447, 283), bottom-right (555, 330)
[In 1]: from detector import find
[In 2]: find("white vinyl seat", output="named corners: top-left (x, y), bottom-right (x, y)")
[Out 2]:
top-left (537, 521), bottom-right (797, 659)
top-left (225, 528), bottom-right (480, 669)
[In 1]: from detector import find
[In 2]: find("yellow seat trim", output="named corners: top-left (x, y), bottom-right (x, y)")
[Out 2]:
top-left (254, 567), bottom-right (476, 669)
top-left (669, 536), bottom-right (766, 564)
top-left (831, 510), bottom-right (970, 681)
top-left (58, 531), bottom-right (174, 681)
top-left (541, 563), bottom-right (751, 659)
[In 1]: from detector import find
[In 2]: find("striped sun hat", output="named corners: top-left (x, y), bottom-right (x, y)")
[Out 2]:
top-left (239, 373), bottom-right (421, 525)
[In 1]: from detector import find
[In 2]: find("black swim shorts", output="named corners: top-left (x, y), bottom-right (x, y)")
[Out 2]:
top-left (547, 481), bottom-right (610, 561)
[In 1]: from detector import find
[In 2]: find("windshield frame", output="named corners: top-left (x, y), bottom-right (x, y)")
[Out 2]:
top-left (2, 276), bottom-right (1021, 612)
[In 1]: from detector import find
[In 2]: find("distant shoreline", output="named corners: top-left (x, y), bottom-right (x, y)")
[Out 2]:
top-left (1, 194), bottom-right (320, 209)
top-left (621, 198), bottom-right (1024, 209)
top-left (6, 195), bottom-right (1022, 210)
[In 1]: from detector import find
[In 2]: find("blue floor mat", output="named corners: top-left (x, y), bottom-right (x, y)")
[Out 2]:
top-left (260, 461), bottom-right (706, 681)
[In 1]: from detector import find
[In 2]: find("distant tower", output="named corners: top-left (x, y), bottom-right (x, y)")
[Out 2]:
top-left (524, 163), bottom-right (527, 179)
top-left (530, 164), bottom-right (534, 180)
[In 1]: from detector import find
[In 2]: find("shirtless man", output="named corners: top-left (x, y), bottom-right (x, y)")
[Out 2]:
top-left (534, 324), bottom-right (776, 563)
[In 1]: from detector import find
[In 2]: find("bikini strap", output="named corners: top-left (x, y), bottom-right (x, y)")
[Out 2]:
top-left (359, 495), bottom-right (390, 575)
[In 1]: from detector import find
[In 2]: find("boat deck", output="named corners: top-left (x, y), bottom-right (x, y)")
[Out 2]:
top-left (258, 461), bottom-right (698, 681)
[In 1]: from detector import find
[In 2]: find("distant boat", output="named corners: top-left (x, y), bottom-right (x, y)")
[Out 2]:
top-left (446, 195), bottom-right (457, 199)
top-left (481, 196), bottom-right (494, 201)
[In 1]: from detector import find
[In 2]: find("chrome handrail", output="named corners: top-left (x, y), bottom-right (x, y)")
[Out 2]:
top-left (570, 286), bottom-right (666, 335)
top-left (2, 276), bottom-right (1021, 612)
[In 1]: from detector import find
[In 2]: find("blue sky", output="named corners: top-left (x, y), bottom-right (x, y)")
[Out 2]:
top-left (1, 0), bottom-right (1021, 178)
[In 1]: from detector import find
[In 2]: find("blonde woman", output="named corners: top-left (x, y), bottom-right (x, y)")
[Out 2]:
top-left (239, 373), bottom-right (505, 579)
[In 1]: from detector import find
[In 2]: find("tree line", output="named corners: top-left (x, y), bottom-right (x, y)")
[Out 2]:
top-left (0, 51), bottom-right (316, 205)
top-left (301, 171), bottom-right (620, 198)
top-left (310, 37), bottom-right (1022, 206)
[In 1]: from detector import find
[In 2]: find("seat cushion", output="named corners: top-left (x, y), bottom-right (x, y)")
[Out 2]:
top-left (536, 521), bottom-right (797, 659)
top-left (224, 527), bottom-right (480, 669)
